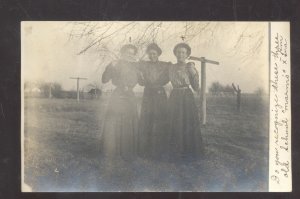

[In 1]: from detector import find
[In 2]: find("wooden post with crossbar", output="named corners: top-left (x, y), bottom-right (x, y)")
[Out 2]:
top-left (70, 77), bottom-right (87, 102)
top-left (189, 56), bottom-right (220, 125)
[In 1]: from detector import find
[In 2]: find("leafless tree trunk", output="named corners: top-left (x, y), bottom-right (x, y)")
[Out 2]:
top-left (232, 83), bottom-right (241, 112)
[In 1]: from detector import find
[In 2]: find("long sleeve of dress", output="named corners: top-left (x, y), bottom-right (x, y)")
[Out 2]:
top-left (102, 62), bottom-right (115, 83)
top-left (158, 62), bottom-right (171, 86)
top-left (137, 62), bottom-right (146, 86)
top-left (186, 62), bottom-right (199, 91)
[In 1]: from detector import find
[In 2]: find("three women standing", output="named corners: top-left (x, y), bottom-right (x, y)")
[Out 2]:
top-left (101, 42), bottom-right (204, 161)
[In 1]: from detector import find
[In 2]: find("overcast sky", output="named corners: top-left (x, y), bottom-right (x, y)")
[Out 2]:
top-left (22, 21), bottom-right (269, 93)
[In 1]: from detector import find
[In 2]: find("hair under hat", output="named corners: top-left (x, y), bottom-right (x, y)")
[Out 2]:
top-left (146, 43), bottom-right (162, 56)
top-left (120, 44), bottom-right (138, 55)
top-left (173, 43), bottom-right (191, 56)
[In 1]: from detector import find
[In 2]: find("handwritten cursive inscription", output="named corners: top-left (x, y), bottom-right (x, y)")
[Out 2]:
top-left (269, 28), bottom-right (291, 191)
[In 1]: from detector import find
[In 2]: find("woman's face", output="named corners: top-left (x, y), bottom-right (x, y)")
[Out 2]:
top-left (125, 48), bottom-right (136, 57)
top-left (147, 49), bottom-right (159, 62)
top-left (175, 47), bottom-right (188, 63)
top-left (122, 48), bottom-right (136, 60)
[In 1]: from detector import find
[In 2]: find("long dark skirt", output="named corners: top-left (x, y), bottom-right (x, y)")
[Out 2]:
top-left (138, 87), bottom-right (169, 160)
top-left (167, 88), bottom-right (204, 161)
top-left (101, 88), bottom-right (138, 160)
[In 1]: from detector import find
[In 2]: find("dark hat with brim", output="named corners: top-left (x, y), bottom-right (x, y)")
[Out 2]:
top-left (146, 43), bottom-right (162, 56)
top-left (120, 44), bottom-right (138, 55)
top-left (173, 43), bottom-right (191, 56)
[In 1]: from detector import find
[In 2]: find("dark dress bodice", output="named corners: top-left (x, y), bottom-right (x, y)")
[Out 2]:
top-left (138, 60), bottom-right (170, 88)
top-left (102, 60), bottom-right (140, 89)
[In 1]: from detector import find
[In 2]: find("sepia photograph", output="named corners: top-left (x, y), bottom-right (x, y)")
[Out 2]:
top-left (20, 21), bottom-right (290, 192)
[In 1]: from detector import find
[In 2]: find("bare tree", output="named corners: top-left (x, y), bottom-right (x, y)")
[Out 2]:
top-left (68, 22), bottom-right (264, 54)
top-left (66, 22), bottom-right (266, 77)
top-left (39, 82), bottom-right (63, 98)
top-left (209, 81), bottom-right (223, 96)
top-left (254, 87), bottom-right (266, 96)
top-left (232, 83), bottom-right (241, 112)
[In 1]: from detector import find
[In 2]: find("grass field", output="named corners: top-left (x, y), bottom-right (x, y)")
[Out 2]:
top-left (23, 94), bottom-right (269, 192)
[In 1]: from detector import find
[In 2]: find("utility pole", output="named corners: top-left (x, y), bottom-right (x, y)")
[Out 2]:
top-left (70, 77), bottom-right (87, 102)
top-left (189, 56), bottom-right (220, 125)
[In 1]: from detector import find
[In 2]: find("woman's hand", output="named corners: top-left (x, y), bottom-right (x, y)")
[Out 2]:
top-left (110, 60), bottom-right (118, 68)
top-left (137, 70), bottom-right (146, 86)
top-left (102, 61), bottom-right (117, 83)
top-left (186, 62), bottom-right (197, 75)
top-left (186, 62), bottom-right (199, 91)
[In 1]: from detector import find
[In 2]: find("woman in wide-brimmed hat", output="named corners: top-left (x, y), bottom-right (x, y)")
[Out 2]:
top-left (167, 42), bottom-right (204, 161)
top-left (137, 43), bottom-right (171, 160)
top-left (101, 44), bottom-right (140, 160)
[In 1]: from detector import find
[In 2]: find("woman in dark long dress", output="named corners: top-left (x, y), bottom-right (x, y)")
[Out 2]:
top-left (168, 43), bottom-right (204, 161)
top-left (138, 43), bottom-right (171, 160)
top-left (101, 44), bottom-right (140, 160)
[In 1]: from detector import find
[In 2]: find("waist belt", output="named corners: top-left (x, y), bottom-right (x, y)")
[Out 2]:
top-left (173, 86), bottom-right (190, 89)
top-left (145, 86), bottom-right (164, 89)
top-left (145, 86), bottom-right (165, 94)
top-left (116, 86), bottom-right (133, 91)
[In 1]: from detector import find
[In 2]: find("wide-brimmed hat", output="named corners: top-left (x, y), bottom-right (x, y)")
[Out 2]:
top-left (173, 43), bottom-right (191, 56)
top-left (146, 43), bottom-right (162, 56)
top-left (120, 44), bottom-right (138, 55)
